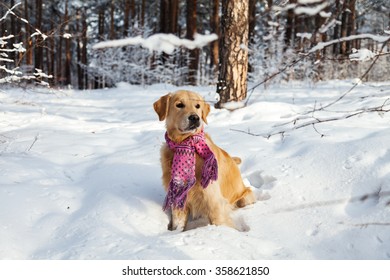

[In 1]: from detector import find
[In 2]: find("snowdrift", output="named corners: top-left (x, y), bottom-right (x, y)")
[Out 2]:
top-left (0, 81), bottom-right (389, 259)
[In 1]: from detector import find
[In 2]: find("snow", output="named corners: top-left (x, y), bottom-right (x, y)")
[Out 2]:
top-left (296, 33), bottom-right (312, 40)
top-left (319, 11), bottom-right (332, 18)
top-left (349, 48), bottom-right (376, 61)
top-left (221, 100), bottom-right (246, 111)
top-left (319, 19), bottom-right (338, 34)
top-left (297, 0), bottom-right (323, 3)
top-left (62, 33), bottom-right (72, 39)
top-left (0, 35), bottom-right (14, 45)
top-left (93, 33), bottom-right (218, 54)
top-left (294, 2), bottom-right (329, 16)
top-left (1, 81), bottom-right (390, 260)
top-left (31, 29), bottom-right (48, 41)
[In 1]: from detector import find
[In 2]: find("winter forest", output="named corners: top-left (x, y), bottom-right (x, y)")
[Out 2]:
top-left (1, 0), bottom-right (389, 96)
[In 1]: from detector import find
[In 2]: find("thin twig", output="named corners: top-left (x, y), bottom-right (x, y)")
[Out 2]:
top-left (27, 134), bottom-right (39, 152)
top-left (339, 222), bottom-right (390, 228)
top-left (303, 38), bottom-right (390, 115)
top-left (245, 55), bottom-right (308, 106)
top-left (237, 37), bottom-right (390, 138)
top-left (271, 190), bottom-right (390, 214)
top-left (231, 98), bottom-right (390, 138)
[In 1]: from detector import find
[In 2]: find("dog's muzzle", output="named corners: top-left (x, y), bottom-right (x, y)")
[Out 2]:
top-left (188, 114), bottom-right (200, 130)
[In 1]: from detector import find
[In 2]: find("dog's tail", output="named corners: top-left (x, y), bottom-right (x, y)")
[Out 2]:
top-left (235, 187), bottom-right (256, 208)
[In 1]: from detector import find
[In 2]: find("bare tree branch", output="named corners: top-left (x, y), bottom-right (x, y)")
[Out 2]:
top-left (245, 35), bottom-right (390, 108)
top-left (308, 34), bottom-right (390, 53)
top-left (269, 190), bottom-right (390, 214)
top-left (303, 38), bottom-right (390, 115)
top-left (239, 36), bottom-right (390, 139)
top-left (339, 222), bottom-right (390, 228)
top-left (27, 134), bottom-right (39, 152)
top-left (232, 98), bottom-right (390, 139)
top-left (245, 55), bottom-right (308, 106)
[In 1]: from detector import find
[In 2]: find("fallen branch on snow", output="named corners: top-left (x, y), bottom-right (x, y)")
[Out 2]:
top-left (27, 134), bottom-right (39, 152)
top-left (232, 98), bottom-right (390, 139)
top-left (270, 190), bottom-right (390, 214)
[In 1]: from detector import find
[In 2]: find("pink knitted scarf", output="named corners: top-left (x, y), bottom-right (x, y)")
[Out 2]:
top-left (163, 130), bottom-right (218, 211)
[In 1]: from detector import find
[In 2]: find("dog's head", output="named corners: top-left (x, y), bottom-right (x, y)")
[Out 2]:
top-left (153, 90), bottom-right (210, 143)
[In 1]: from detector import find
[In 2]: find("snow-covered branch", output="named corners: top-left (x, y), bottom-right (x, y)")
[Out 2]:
top-left (0, 2), bottom-right (21, 23)
top-left (246, 31), bottom-right (389, 106)
top-left (0, 2), bottom-right (48, 42)
top-left (308, 34), bottom-right (390, 53)
top-left (0, 3), bottom-right (51, 86)
top-left (349, 48), bottom-right (376, 62)
top-left (92, 33), bottom-right (218, 54)
top-left (294, 1), bottom-right (329, 16)
top-left (273, 0), bottom-right (329, 16)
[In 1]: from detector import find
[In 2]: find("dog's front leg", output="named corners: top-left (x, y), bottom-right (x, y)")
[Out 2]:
top-left (168, 207), bottom-right (189, 231)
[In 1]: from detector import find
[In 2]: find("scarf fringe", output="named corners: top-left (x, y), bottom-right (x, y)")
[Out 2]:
top-left (201, 154), bottom-right (218, 188)
top-left (163, 178), bottom-right (196, 211)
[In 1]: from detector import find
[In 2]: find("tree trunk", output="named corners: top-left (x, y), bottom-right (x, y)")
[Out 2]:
top-left (186, 0), bottom-right (198, 85)
top-left (24, 0), bottom-right (33, 67)
top-left (0, 5), bottom-right (5, 38)
top-left (285, 0), bottom-right (296, 49)
top-left (210, 0), bottom-right (219, 75)
top-left (160, 0), bottom-right (169, 33)
top-left (76, 9), bottom-right (83, 89)
top-left (48, 13), bottom-right (55, 86)
top-left (9, 0), bottom-right (16, 64)
top-left (314, 6), bottom-right (328, 59)
top-left (130, 0), bottom-right (136, 24)
top-left (347, 0), bottom-right (356, 51)
top-left (124, 0), bottom-right (130, 36)
top-left (170, 0), bottom-right (179, 34)
top-left (82, 8), bottom-right (88, 89)
top-left (216, 0), bottom-right (249, 109)
top-left (248, 0), bottom-right (257, 44)
top-left (97, 4), bottom-right (105, 88)
top-left (98, 5), bottom-right (105, 40)
top-left (141, 0), bottom-right (146, 27)
top-left (57, 35), bottom-right (63, 85)
top-left (159, 0), bottom-right (170, 65)
top-left (332, 0), bottom-right (340, 55)
top-left (110, 0), bottom-right (115, 40)
top-left (64, 0), bottom-right (71, 85)
top-left (340, 0), bottom-right (349, 55)
top-left (34, 0), bottom-right (43, 72)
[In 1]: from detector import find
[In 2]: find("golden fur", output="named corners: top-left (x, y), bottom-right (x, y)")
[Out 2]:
top-left (153, 90), bottom-right (255, 231)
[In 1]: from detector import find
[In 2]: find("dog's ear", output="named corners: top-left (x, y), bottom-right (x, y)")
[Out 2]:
top-left (201, 102), bottom-right (210, 124)
top-left (153, 94), bottom-right (171, 121)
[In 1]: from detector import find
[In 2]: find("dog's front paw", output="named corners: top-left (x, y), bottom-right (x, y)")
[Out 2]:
top-left (168, 221), bottom-right (185, 231)
top-left (167, 208), bottom-right (188, 231)
top-left (167, 220), bottom-right (174, 231)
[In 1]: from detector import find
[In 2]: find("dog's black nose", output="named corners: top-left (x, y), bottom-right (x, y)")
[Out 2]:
top-left (188, 114), bottom-right (200, 124)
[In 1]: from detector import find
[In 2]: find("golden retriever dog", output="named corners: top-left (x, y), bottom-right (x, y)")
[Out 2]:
top-left (153, 90), bottom-right (255, 231)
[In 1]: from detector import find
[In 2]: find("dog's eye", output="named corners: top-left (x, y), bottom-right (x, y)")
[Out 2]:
top-left (195, 104), bottom-right (200, 109)
top-left (176, 103), bottom-right (185, 108)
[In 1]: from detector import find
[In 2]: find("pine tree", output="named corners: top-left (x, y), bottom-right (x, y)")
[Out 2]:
top-left (216, 0), bottom-right (249, 108)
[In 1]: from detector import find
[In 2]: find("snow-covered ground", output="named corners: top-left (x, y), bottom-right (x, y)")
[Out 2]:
top-left (1, 81), bottom-right (389, 260)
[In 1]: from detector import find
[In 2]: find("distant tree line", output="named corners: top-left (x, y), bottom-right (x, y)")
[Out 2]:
top-left (0, 0), bottom-right (389, 90)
